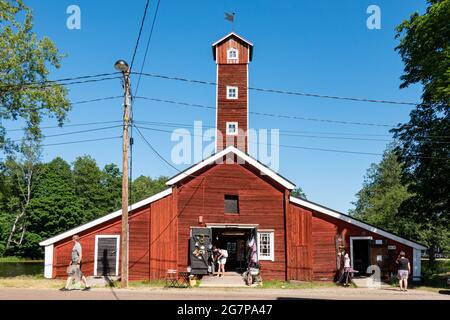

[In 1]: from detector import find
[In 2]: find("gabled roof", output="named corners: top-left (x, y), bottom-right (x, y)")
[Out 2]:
top-left (166, 145), bottom-right (296, 190)
top-left (289, 195), bottom-right (426, 250)
top-left (39, 188), bottom-right (173, 247)
top-left (212, 32), bottom-right (254, 61)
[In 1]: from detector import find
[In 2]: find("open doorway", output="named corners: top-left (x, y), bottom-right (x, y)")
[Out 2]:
top-left (211, 228), bottom-right (254, 273)
top-left (351, 237), bottom-right (371, 277)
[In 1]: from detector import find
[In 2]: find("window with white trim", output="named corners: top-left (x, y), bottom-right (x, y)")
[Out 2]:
top-left (227, 48), bottom-right (238, 60)
top-left (226, 122), bottom-right (238, 135)
top-left (257, 231), bottom-right (274, 261)
top-left (226, 86), bottom-right (238, 100)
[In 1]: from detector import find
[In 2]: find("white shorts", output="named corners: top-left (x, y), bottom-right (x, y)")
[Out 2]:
top-left (218, 258), bottom-right (227, 265)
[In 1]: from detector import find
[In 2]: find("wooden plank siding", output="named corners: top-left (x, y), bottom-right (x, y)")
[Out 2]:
top-left (176, 161), bottom-right (287, 280)
top-left (288, 202), bottom-right (415, 281)
top-left (286, 204), bottom-right (313, 280)
top-left (216, 37), bottom-right (249, 153)
top-left (149, 192), bottom-right (177, 279)
top-left (216, 64), bottom-right (248, 152)
top-left (52, 193), bottom-right (174, 280)
top-left (216, 38), bottom-right (250, 64)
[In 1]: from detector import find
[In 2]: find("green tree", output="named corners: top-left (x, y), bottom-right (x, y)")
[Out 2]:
top-left (0, 0), bottom-right (70, 147)
top-left (131, 176), bottom-right (168, 203)
top-left (101, 164), bottom-right (122, 213)
top-left (3, 136), bottom-right (41, 253)
top-left (392, 0), bottom-right (450, 258)
top-left (291, 187), bottom-right (307, 200)
top-left (23, 158), bottom-right (83, 258)
top-left (73, 156), bottom-right (107, 221)
top-left (350, 148), bottom-right (414, 237)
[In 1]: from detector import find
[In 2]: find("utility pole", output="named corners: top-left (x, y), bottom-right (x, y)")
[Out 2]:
top-left (114, 59), bottom-right (131, 288)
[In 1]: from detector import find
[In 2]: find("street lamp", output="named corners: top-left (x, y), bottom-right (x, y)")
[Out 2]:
top-left (115, 59), bottom-right (131, 288)
top-left (114, 59), bottom-right (129, 73)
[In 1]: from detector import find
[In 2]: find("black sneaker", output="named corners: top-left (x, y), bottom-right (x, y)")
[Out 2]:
top-left (59, 287), bottom-right (69, 291)
top-left (82, 286), bottom-right (91, 291)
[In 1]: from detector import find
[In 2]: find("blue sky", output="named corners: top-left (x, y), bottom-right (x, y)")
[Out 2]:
top-left (5, 0), bottom-right (427, 212)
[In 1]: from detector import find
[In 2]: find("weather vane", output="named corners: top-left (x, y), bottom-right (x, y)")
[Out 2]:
top-left (224, 12), bottom-right (235, 31)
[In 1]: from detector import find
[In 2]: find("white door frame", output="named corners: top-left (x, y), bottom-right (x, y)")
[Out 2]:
top-left (94, 235), bottom-right (120, 276)
top-left (349, 236), bottom-right (373, 270)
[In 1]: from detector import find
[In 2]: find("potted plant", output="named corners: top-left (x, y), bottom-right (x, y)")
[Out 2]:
top-left (189, 275), bottom-right (197, 287)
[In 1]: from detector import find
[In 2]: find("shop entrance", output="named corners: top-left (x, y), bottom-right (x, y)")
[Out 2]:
top-left (351, 237), bottom-right (371, 276)
top-left (211, 228), bottom-right (253, 272)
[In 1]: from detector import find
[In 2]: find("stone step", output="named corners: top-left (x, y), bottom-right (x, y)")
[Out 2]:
top-left (86, 276), bottom-right (119, 287)
top-left (351, 277), bottom-right (390, 289)
top-left (199, 272), bottom-right (247, 288)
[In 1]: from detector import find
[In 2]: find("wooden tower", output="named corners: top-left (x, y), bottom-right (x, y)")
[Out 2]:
top-left (212, 32), bottom-right (253, 153)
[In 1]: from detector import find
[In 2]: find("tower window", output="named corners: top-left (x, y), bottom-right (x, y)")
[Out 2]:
top-left (227, 48), bottom-right (238, 60)
top-left (226, 86), bottom-right (238, 99)
top-left (224, 195), bottom-right (239, 214)
top-left (226, 122), bottom-right (238, 135)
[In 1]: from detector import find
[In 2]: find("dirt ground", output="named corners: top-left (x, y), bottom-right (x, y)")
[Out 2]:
top-left (0, 286), bottom-right (449, 300)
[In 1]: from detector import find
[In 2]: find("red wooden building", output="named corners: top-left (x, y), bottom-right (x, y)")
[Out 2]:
top-left (40, 32), bottom-right (425, 282)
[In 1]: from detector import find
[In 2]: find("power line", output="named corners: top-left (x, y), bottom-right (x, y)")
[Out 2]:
top-left (133, 72), bottom-right (423, 107)
top-left (0, 73), bottom-right (120, 91)
top-left (134, 96), bottom-right (395, 127)
top-left (71, 96), bottom-right (123, 105)
top-left (7, 120), bottom-right (122, 132)
top-left (11, 125), bottom-right (122, 142)
top-left (133, 125), bottom-right (450, 160)
top-left (134, 0), bottom-right (161, 98)
top-left (130, 0), bottom-right (151, 71)
top-left (133, 125), bottom-right (182, 173)
top-left (41, 136), bottom-right (122, 147)
top-left (133, 120), bottom-right (450, 143)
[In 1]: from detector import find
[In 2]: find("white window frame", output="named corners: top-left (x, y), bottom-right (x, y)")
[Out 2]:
top-left (94, 235), bottom-right (120, 276)
top-left (226, 86), bottom-right (238, 100)
top-left (227, 48), bottom-right (239, 60)
top-left (257, 231), bottom-right (274, 261)
top-left (226, 122), bottom-right (238, 136)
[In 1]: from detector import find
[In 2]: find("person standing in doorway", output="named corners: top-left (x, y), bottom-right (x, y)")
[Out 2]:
top-left (396, 251), bottom-right (411, 292)
top-left (60, 235), bottom-right (90, 291)
top-left (214, 246), bottom-right (228, 277)
top-left (343, 253), bottom-right (352, 287)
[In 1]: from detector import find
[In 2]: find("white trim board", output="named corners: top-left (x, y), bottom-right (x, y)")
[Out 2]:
top-left (39, 188), bottom-right (172, 246)
top-left (212, 32), bottom-right (254, 47)
top-left (166, 145), bottom-right (296, 190)
top-left (206, 223), bottom-right (258, 229)
top-left (44, 244), bottom-right (54, 279)
top-left (93, 235), bottom-right (120, 277)
top-left (289, 196), bottom-right (426, 250)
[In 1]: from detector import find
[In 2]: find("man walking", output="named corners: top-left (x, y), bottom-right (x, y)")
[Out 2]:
top-left (60, 235), bottom-right (91, 291)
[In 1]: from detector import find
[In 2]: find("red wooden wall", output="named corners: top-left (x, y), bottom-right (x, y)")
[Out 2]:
top-left (52, 193), bottom-right (174, 280)
top-left (215, 37), bottom-right (250, 64)
top-left (287, 202), bottom-right (415, 281)
top-left (216, 38), bottom-right (249, 152)
top-left (176, 161), bottom-right (287, 280)
top-left (286, 204), bottom-right (313, 280)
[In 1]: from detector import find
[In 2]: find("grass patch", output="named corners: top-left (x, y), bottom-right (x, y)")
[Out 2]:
top-left (0, 256), bottom-right (43, 263)
top-left (258, 280), bottom-right (337, 289)
top-left (0, 275), bottom-right (64, 289)
top-left (420, 258), bottom-right (450, 291)
top-left (128, 279), bottom-right (167, 288)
